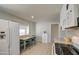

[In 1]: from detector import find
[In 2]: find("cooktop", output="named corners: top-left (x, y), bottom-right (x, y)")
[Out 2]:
top-left (55, 43), bottom-right (79, 55)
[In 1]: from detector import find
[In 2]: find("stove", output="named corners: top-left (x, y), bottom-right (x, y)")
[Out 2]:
top-left (55, 43), bottom-right (79, 55)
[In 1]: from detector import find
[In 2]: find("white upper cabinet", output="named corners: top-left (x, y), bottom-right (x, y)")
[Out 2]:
top-left (60, 4), bottom-right (79, 30)
top-left (60, 5), bottom-right (67, 30)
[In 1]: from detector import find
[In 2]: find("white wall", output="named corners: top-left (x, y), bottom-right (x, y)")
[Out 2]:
top-left (36, 21), bottom-right (59, 43)
top-left (36, 13), bottom-right (60, 43)
top-left (36, 22), bottom-right (51, 42)
top-left (0, 9), bottom-right (36, 36)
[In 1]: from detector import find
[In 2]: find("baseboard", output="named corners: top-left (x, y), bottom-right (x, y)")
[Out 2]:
top-left (0, 52), bottom-right (9, 55)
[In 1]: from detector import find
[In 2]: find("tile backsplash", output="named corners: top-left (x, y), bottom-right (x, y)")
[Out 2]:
top-left (64, 29), bottom-right (79, 37)
top-left (62, 29), bottom-right (79, 49)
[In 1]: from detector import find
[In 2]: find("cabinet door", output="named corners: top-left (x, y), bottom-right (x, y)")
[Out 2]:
top-left (60, 5), bottom-right (67, 30)
top-left (68, 5), bottom-right (75, 27)
top-left (60, 4), bottom-right (79, 29)
top-left (73, 5), bottom-right (79, 26)
top-left (66, 4), bottom-right (78, 28)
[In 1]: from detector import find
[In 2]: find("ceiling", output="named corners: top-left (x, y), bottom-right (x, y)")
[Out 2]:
top-left (0, 4), bottom-right (62, 22)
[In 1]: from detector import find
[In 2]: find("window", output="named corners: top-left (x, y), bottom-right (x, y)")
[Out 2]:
top-left (19, 24), bottom-right (29, 35)
top-left (26, 25), bottom-right (29, 35)
top-left (19, 29), bottom-right (26, 35)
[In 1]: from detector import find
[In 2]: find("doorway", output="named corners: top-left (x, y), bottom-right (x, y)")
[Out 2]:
top-left (51, 24), bottom-right (59, 42)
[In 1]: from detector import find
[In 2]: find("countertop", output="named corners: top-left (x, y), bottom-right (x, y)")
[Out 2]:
top-left (53, 38), bottom-right (72, 44)
top-left (19, 35), bottom-right (33, 40)
top-left (52, 39), bottom-right (72, 55)
top-left (54, 40), bottom-right (72, 45)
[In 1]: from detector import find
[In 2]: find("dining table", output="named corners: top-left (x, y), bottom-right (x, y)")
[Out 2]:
top-left (20, 36), bottom-right (32, 50)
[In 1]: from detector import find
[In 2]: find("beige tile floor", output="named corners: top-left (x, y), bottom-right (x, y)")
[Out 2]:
top-left (21, 42), bottom-right (52, 55)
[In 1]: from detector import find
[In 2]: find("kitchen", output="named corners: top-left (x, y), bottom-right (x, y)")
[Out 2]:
top-left (0, 4), bottom-right (79, 55)
top-left (0, 4), bottom-right (61, 55)
top-left (53, 4), bottom-right (79, 55)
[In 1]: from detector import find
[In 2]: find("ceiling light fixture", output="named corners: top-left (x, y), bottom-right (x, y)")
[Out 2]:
top-left (31, 16), bottom-right (34, 19)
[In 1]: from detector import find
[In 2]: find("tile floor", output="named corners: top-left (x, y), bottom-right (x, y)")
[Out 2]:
top-left (21, 42), bottom-right (52, 55)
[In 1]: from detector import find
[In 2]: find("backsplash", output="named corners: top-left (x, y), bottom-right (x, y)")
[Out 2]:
top-left (63, 29), bottom-right (79, 49)
top-left (64, 29), bottom-right (79, 38)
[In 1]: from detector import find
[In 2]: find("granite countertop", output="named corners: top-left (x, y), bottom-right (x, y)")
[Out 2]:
top-left (54, 39), bottom-right (72, 45)
top-left (52, 39), bottom-right (72, 55)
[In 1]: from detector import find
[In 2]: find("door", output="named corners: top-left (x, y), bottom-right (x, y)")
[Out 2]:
top-left (0, 19), bottom-right (9, 55)
top-left (51, 24), bottom-right (59, 42)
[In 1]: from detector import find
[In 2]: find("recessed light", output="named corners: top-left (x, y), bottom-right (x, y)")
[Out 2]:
top-left (31, 16), bottom-right (34, 19)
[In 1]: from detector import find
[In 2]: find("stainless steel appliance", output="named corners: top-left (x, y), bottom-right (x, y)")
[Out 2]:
top-left (55, 43), bottom-right (79, 55)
